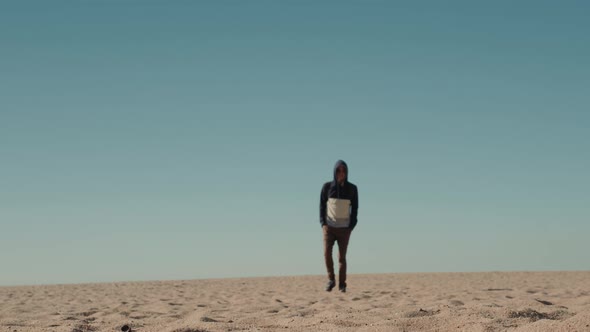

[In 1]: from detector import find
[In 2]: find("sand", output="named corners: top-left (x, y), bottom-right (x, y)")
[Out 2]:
top-left (1, 271), bottom-right (589, 332)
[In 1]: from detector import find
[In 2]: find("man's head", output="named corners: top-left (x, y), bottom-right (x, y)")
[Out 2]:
top-left (333, 160), bottom-right (348, 185)
top-left (336, 165), bottom-right (346, 184)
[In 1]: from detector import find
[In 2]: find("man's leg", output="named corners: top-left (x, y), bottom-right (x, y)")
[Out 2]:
top-left (323, 226), bottom-right (336, 286)
top-left (336, 228), bottom-right (352, 291)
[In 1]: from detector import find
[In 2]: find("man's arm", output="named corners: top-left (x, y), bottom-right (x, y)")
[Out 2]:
top-left (319, 184), bottom-right (328, 227)
top-left (349, 186), bottom-right (358, 230)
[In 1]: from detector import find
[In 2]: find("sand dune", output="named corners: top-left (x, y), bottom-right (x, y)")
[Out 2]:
top-left (1, 271), bottom-right (589, 331)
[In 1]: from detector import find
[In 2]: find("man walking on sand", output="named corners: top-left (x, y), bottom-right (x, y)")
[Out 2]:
top-left (319, 160), bottom-right (358, 293)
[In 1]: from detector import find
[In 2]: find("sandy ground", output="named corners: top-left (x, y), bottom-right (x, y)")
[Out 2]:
top-left (1, 271), bottom-right (589, 332)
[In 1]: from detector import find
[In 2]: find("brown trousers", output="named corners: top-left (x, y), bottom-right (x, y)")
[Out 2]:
top-left (323, 225), bottom-right (352, 286)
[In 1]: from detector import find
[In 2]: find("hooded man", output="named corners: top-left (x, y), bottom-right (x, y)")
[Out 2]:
top-left (319, 160), bottom-right (359, 292)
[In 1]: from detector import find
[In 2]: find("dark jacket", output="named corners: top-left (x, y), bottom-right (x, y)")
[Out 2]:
top-left (319, 160), bottom-right (359, 230)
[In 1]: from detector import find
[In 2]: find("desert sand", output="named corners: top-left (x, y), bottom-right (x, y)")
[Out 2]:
top-left (1, 271), bottom-right (589, 332)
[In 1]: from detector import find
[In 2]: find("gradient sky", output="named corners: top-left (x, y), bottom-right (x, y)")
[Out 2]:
top-left (1, 1), bottom-right (589, 286)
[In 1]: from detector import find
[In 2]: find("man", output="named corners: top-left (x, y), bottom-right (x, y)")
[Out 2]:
top-left (319, 160), bottom-right (359, 293)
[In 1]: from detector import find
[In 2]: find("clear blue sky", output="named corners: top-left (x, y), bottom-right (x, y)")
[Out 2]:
top-left (1, 1), bottom-right (589, 286)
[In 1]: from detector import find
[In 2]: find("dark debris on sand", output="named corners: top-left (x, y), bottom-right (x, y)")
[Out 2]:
top-left (508, 308), bottom-right (573, 322)
top-left (405, 308), bottom-right (441, 318)
top-left (71, 323), bottom-right (97, 332)
top-left (534, 298), bottom-right (554, 306)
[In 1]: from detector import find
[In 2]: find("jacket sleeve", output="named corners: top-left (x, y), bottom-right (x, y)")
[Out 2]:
top-left (319, 184), bottom-right (328, 227)
top-left (349, 186), bottom-right (359, 230)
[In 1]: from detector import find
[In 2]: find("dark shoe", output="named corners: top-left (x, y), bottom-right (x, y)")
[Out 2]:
top-left (325, 280), bottom-right (336, 292)
top-left (338, 283), bottom-right (346, 293)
